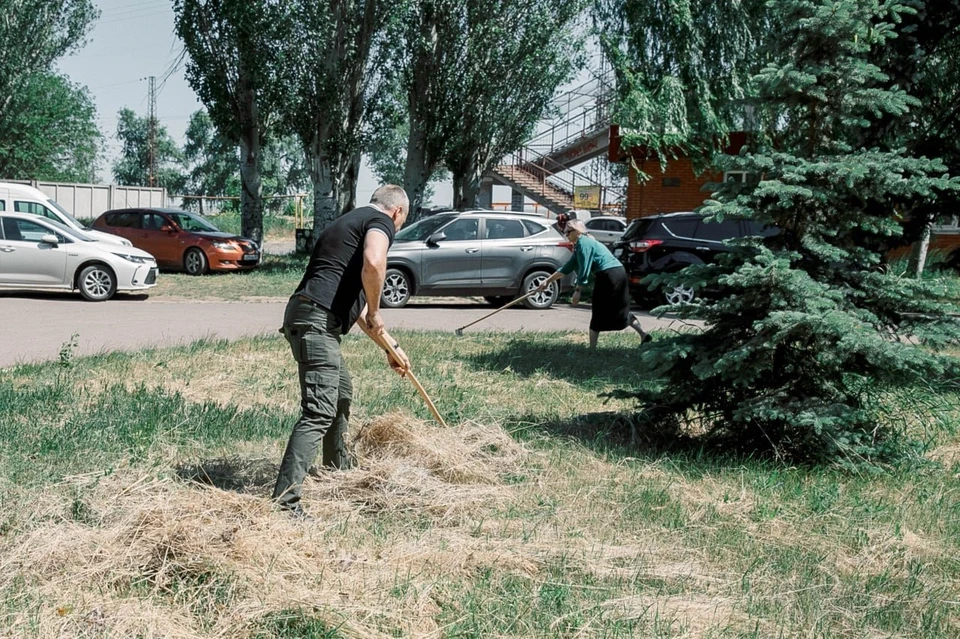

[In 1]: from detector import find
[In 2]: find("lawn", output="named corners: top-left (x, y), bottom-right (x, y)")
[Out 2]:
top-left (148, 252), bottom-right (307, 300)
top-left (1, 331), bottom-right (958, 637)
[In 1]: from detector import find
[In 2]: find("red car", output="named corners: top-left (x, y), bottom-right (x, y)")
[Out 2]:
top-left (92, 208), bottom-right (260, 275)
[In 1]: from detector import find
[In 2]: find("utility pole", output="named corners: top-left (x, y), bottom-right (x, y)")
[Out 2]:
top-left (147, 76), bottom-right (157, 187)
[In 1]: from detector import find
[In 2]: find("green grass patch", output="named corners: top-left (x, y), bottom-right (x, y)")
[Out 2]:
top-left (148, 252), bottom-right (308, 300)
top-left (1, 332), bottom-right (959, 637)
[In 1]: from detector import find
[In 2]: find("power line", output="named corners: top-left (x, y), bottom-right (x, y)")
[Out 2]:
top-left (98, 8), bottom-right (171, 26)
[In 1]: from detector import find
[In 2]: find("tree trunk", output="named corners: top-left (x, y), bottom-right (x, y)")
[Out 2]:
top-left (308, 142), bottom-right (358, 241)
top-left (454, 160), bottom-right (483, 209)
top-left (238, 134), bottom-right (263, 244)
top-left (237, 65), bottom-right (263, 244)
top-left (404, 119), bottom-right (433, 220)
top-left (910, 216), bottom-right (933, 278)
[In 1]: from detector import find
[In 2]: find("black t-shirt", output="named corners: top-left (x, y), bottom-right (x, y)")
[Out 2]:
top-left (295, 205), bottom-right (395, 333)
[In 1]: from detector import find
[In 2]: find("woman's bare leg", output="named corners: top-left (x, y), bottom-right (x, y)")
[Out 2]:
top-left (589, 329), bottom-right (599, 349)
top-left (629, 314), bottom-right (651, 342)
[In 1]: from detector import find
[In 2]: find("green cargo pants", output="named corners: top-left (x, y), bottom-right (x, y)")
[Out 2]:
top-left (273, 296), bottom-right (353, 511)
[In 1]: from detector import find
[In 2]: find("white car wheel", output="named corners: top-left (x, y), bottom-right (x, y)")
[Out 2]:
top-left (78, 264), bottom-right (117, 302)
top-left (663, 283), bottom-right (696, 305)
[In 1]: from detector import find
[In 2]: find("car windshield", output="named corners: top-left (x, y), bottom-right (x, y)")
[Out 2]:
top-left (394, 214), bottom-right (458, 242)
top-left (40, 216), bottom-right (96, 242)
top-left (167, 212), bottom-right (221, 233)
top-left (47, 199), bottom-right (86, 229)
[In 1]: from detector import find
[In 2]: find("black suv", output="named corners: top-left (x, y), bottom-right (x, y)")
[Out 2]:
top-left (612, 212), bottom-right (777, 306)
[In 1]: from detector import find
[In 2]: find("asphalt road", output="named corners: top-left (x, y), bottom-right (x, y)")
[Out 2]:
top-left (0, 292), bottom-right (692, 369)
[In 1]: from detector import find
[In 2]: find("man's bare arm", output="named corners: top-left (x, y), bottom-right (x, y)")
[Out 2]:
top-left (361, 230), bottom-right (390, 335)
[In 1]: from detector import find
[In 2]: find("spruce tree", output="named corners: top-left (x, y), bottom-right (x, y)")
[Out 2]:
top-left (636, 0), bottom-right (960, 463)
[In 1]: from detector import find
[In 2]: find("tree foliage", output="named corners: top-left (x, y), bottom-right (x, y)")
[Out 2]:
top-left (280, 0), bottom-right (396, 231)
top-left (0, 71), bottom-right (100, 182)
top-left (0, 0), bottom-right (98, 127)
top-left (632, 0), bottom-right (960, 463)
top-left (173, 0), bottom-right (292, 243)
top-left (0, 0), bottom-right (99, 181)
top-left (182, 109), bottom-right (239, 212)
top-left (440, 0), bottom-right (585, 208)
top-left (182, 109), bottom-right (310, 215)
top-left (394, 0), bottom-right (468, 217)
top-left (593, 0), bottom-right (765, 164)
top-left (112, 108), bottom-right (185, 191)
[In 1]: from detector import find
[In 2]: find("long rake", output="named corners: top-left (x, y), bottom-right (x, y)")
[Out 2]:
top-left (357, 317), bottom-right (448, 427)
top-left (454, 289), bottom-right (538, 336)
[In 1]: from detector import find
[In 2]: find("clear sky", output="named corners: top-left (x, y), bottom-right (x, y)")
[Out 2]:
top-left (54, 0), bottom-right (458, 206)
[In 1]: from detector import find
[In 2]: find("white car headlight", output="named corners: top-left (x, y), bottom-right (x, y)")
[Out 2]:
top-left (114, 253), bottom-right (150, 264)
top-left (212, 241), bottom-right (236, 250)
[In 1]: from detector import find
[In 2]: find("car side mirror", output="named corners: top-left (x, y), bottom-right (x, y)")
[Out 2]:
top-left (40, 234), bottom-right (59, 246)
top-left (427, 232), bottom-right (447, 245)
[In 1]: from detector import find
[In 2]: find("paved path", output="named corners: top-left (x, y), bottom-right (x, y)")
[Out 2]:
top-left (0, 293), bottom-right (694, 368)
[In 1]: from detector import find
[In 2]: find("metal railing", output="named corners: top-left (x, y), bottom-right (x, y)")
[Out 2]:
top-left (525, 70), bottom-right (616, 157)
top-left (499, 142), bottom-right (625, 210)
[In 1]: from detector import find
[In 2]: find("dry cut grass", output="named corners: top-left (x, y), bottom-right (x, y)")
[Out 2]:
top-left (0, 416), bottom-right (531, 638)
top-left (1, 333), bottom-right (959, 638)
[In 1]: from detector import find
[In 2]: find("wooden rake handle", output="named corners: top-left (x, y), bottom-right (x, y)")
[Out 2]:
top-left (357, 317), bottom-right (448, 427)
top-left (455, 289), bottom-right (538, 335)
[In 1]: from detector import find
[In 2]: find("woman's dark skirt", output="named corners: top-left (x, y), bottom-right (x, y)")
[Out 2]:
top-left (590, 266), bottom-right (633, 332)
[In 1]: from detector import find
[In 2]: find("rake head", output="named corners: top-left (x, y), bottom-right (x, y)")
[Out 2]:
top-left (455, 328), bottom-right (464, 336)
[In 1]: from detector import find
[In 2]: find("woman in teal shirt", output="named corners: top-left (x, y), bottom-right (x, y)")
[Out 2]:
top-left (539, 220), bottom-right (651, 348)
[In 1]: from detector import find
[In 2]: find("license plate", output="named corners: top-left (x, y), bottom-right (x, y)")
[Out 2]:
top-left (242, 253), bottom-right (259, 262)
top-left (613, 248), bottom-right (623, 257)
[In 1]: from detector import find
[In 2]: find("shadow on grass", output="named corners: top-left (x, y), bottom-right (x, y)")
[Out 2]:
top-left (463, 339), bottom-right (648, 385)
top-left (175, 457), bottom-right (279, 494)
top-left (505, 410), bottom-right (710, 463)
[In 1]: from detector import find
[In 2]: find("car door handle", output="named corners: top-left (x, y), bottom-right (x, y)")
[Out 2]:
top-left (520, 246), bottom-right (534, 252)
top-left (0, 247), bottom-right (14, 253)
top-left (465, 248), bottom-right (479, 254)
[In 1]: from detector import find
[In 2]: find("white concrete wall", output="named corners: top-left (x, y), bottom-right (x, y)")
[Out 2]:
top-left (28, 181), bottom-right (166, 220)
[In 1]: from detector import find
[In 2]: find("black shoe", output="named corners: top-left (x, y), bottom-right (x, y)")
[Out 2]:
top-left (642, 333), bottom-right (653, 344)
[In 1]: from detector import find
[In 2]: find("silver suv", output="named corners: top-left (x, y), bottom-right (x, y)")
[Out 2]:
top-left (381, 210), bottom-right (575, 309)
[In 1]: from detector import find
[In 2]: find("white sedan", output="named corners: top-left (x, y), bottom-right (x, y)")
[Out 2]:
top-left (584, 215), bottom-right (628, 246)
top-left (0, 212), bottom-right (158, 301)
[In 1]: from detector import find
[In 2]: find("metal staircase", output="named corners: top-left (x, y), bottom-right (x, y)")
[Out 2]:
top-left (486, 68), bottom-right (623, 216)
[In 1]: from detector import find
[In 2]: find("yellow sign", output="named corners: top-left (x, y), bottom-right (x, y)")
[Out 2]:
top-left (573, 185), bottom-right (602, 209)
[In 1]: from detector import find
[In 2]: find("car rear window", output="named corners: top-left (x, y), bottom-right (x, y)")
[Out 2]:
top-left (620, 218), bottom-right (656, 241)
top-left (522, 219), bottom-right (548, 235)
top-left (105, 212), bottom-right (140, 228)
top-left (661, 218), bottom-right (699, 239)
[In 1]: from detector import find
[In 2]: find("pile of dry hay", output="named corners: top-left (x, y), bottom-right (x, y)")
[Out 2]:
top-left (0, 415), bottom-right (534, 638)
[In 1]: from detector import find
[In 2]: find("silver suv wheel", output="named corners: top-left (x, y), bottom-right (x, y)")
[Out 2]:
top-left (381, 268), bottom-right (412, 308)
top-left (522, 270), bottom-right (558, 309)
